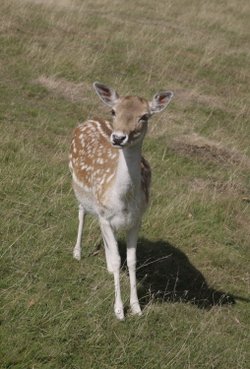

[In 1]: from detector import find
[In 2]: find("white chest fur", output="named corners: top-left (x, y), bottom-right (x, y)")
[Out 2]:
top-left (101, 146), bottom-right (145, 230)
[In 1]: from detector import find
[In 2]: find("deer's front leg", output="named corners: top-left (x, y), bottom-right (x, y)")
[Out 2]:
top-left (99, 218), bottom-right (124, 320)
top-left (127, 224), bottom-right (142, 316)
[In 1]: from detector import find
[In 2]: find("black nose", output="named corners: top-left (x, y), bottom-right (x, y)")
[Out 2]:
top-left (112, 134), bottom-right (127, 146)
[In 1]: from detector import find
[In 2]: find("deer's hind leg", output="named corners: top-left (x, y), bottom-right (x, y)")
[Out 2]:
top-left (73, 204), bottom-right (85, 260)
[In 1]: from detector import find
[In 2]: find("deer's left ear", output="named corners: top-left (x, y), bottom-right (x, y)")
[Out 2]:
top-left (149, 91), bottom-right (174, 114)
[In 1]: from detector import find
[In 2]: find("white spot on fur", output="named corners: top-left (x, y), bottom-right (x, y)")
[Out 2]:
top-left (106, 173), bottom-right (114, 183)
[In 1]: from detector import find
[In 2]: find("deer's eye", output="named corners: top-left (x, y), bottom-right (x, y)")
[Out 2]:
top-left (111, 109), bottom-right (116, 117)
top-left (139, 114), bottom-right (149, 122)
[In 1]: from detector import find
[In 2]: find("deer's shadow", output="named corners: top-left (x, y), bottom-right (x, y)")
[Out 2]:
top-left (119, 238), bottom-right (235, 309)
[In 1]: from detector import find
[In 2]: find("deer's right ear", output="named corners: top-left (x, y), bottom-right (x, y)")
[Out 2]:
top-left (93, 82), bottom-right (119, 107)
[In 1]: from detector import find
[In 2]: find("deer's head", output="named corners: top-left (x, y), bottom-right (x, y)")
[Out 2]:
top-left (93, 82), bottom-right (173, 148)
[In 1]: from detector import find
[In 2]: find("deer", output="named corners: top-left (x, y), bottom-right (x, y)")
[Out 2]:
top-left (69, 82), bottom-right (173, 320)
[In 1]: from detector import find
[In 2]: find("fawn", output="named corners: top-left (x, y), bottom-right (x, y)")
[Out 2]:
top-left (69, 82), bottom-right (173, 319)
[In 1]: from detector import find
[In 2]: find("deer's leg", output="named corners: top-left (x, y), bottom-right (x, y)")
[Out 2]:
top-left (99, 218), bottom-right (124, 320)
top-left (127, 224), bottom-right (142, 316)
top-left (73, 204), bottom-right (85, 260)
top-left (102, 238), bottom-right (113, 274)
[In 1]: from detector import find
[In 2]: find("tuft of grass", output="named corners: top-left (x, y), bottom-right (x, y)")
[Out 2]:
top-left (0, 0), bottom-right (250, 368)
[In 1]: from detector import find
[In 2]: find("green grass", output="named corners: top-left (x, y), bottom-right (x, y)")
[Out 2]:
top-left (0, 0), bottom-right (250, 368)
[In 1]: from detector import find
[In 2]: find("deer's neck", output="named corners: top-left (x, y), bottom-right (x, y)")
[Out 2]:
top-left (115, 143), bottom-right (142, 197)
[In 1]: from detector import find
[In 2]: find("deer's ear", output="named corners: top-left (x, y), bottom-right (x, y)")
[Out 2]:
top-left (93, 82), bottom-right (119, 107)
top-left (149, 91), bottom-right (173, 114)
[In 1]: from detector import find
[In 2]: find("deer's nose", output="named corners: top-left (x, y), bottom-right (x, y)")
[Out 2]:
top-left (111, 132), bottom-right (128, 146)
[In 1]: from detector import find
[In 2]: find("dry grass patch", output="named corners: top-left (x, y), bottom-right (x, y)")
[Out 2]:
top-left (189, 177), bottom-right (247, 197)
top-left (174, 89), bottom-right (227, 111)
top-left (34, 75), bottom-right (91, 103)
top-left (235, 213), bottom-right (250, 236)
top-left (23, 0), bottom-right (76, 8)
top-left (170, 133), bottom-right (250, 168)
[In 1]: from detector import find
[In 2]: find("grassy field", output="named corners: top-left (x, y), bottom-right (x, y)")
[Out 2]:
top-left (0, 0), bottom-right (250, 368)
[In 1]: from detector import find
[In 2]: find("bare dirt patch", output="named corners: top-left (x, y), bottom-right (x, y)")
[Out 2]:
top-left (170, 133), bottom-right (250, 169)
top-left (34, 75), bottom-right (91, 103)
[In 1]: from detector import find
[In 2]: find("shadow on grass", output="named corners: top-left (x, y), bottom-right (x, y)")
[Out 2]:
top-left (119, 238), bottom-right (237, 309)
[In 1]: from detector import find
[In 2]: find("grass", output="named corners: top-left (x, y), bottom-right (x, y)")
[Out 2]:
top-left (0, 0), bottom-right (250, 368)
